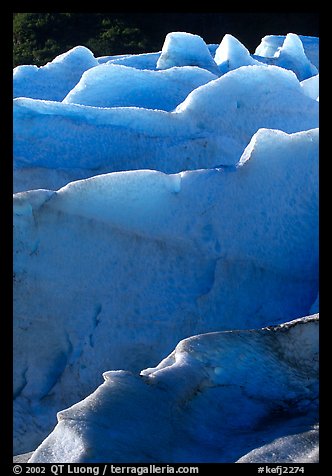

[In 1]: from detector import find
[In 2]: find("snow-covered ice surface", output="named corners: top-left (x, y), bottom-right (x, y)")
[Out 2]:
top-left (13, 31), bottom-right (319, 462)
top-left (29, 315), bottom-right (318, 463)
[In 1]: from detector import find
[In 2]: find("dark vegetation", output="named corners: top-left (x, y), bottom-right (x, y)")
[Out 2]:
top-left (13, 12), bottom-right (319, 67)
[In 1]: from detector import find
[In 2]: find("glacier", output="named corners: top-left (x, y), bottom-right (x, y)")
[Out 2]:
top-left (252, 33), bottom-right (318, 81)
top-left (14, 64), bottom-right (318, 192)
top-left (62, 63), bottom-right (217, 110)
top-left (254, 34), bottom-right (319, 70)
top-left (156, 31), bottom-right (221, 75)
top-left (13, 45), bottom-right (99, 101)
top-left (14, 128), bottom-right (318, 455)
top-left (214, 34), bottom-right (261, 73)
top-left (13, 29), bottom-right (319, 463)
top-left (29, 315), bottom-right (318, 463)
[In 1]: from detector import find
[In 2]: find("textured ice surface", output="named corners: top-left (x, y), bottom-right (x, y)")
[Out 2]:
top-left (100, 51), bottom-right (161, 69)
top-left (253, 35), bottom-right (318, 82)
top-left (214, 34), bottom-right (260, 73)
top-left (271, 33), bottom-right (318, 81)
top-left (255, 34), bottom-right (319, 69)
top-left (13, 127), bottom-right (318, 453)
top-left (236, 426), bottom-right (319, 463)
top-left (13, 31), bottom-right (319, 462)
top-left (301, 74), bottom-right (319, 101)
top-left (14, 64), bottom-right (318, 192)
top-left (13, 46), bottom-right (98, 101)
top-left (29, 315), bottom-right (318, 463)
top-left (63, 64), bottom-right (216, 110)
top-left (156, 31), bottom-right (220, 75)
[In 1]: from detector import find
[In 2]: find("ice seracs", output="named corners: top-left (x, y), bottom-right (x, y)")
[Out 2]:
top-left (301, 74), bottom-right (319, 101)
top-left (253, 33), bottom-right (318, 81)
top-left (214, 34), bottom-right (260, 73)
top-left (14, 127), bottom-right (318, 454)
top-left (156, 31), bottom-right (221, 75)
top-left (14, 64), bottom-right (318, 192)
top-left (254, 34), bottom-right (319, 70)
top-left (13, 45), bottom-right (98, 101)
top-left (213, 33), bottom-right (318, 80)
top-left (13, 29), bottom-right (319, 462)
top-left (63, 63), bottom-right (217, 110)
top-left (99, 51), bottom-right (160, 70)
top-left (29, 315), bottom-right (318, 463)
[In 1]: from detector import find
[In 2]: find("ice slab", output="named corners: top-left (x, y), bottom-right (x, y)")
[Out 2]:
top-left (29, 315), bottom-right (318, 463)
